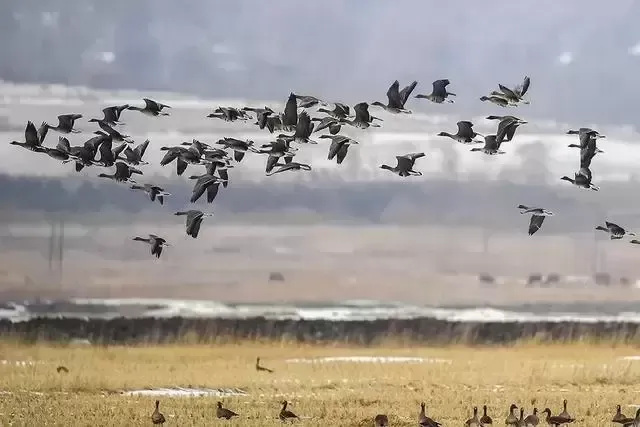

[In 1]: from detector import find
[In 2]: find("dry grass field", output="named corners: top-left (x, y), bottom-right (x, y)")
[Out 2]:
top-left (0, 340), bottom-right (638, 426)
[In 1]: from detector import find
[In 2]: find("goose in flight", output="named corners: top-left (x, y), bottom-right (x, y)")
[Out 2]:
top-left (438, 121), bottom-right (483, 144)
top-left (343, 102), bottom-right (382, 129)
top-left (242, 106), bottom-right (275, 129)
top-left (293, 94), bottom-right (327, 108)
top-left (258, 138), bottom-right (298, 173)
top-left (281, 92), bottom-right (298, 131)
top-left (174, 209), bottom-right (213, 239)
top-left (207, 106), bottom-right (250, 122)
top-left (380, 152), bottom-right (426, 177)
top-left (470, 135), bottom-right (505, 155)
top-left (415, 79), bottom-right (456, 103)
top-left (266, 158), bottom-right (312, 176)
top-left (321, 134), bottom-right (359, 165)
top-left (132, 234), bottom-right (169, 259)
top-left (311, 116), bottom-right (342, 135)
top-left (160, 140), bottom-right (205, 176)
top-left (496, 76), bottom-right (531, 104)
top-left (595, 221), bottom-right (635, 240)
top-left (90, 120), bottom-right (134, 143)
top-left (486, 115), bottom-right (528, 144)
top-left (10, 121), bottom-right (48, 153)
top-left (188, 172), bottom-right (227, 203)
top-left (578, 131), bottom-right (599, 170)
top-left (480, 94), bottom-right (510, 107)
top-left (216, 137), bottom-right (258, 162)
top-left (95, 135), bottom-right (127, 167)
top-left (216, 402), bottom-right (239, 420)
top-left (317, 102), bottom-right (350, 119)
top-left (372, 79), bottom-right (418, 113)
top-left (561, 167), bottom-right (599, 191)
top-left (47, 114), bottom-right (83, 134)
top-left (98, 161), bottom-right (142, 183)
top-left (518, 205), bottom-right (553, 236)
top-left (93, 105), bottom-right (129, 126)
top-left (282, 111), bottom-right (315, 144)
top-left (44, 136), bottom-right (73, 161)
top-left (567, 127), bottom-right (605, 139)
top-left (121, 139), bottom-right (150, 165)
top-left (127, 98), bottom-right (171, 116)
top-left (130, 183), bottom-right (170, 205)
top-left (64, 134), bottom-right (106, 172)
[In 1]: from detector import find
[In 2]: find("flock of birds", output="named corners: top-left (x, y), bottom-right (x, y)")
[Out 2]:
top-left (7, 75), bottom-right (631, 252)
top-left (149, 393), bottom-right (640, 426)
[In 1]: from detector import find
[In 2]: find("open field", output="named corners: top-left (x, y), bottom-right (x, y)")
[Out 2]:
top-left (0, 341), bottom-right (638, 426)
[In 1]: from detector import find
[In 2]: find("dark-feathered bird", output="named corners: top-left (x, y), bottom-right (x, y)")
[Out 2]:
top-left (470, 135), bottom-right (505, 155)
top-left (216, 402), bottom-right (239, 420)
top-left (47, 114), bottom-right (83, 134)
top-left (10, 121), bottom-right (48, 153)
top-left (560, 167), bottom-right (599, 191)
top-left (188, 173), bottom-right (226, 203)
top-left (380, 153), bottom-right (426, 177)
top-left (372, 80), bottom-right (418, 113)
top-left (438, 121), bottom-right (483, 144)
top-left (486, 115), bottom-right (527, 144)
top-left (93, 105), bottom-right (129, 126)
top-left (130, 183), bottom-right (171, 205)
top-left (174, 210), bottom-right (213, 238)
top-left (121, 139), bottom-right (150, 165)
top-left (496, 76), bottom-right (531, 104)
top-left (132, 234), bottom-right (169, 259)
top-left (321, 134), bottom-right (359, 165)
top-left (279, 401), bottom-right (299, 422)
top-left (415, 79), bottom-right (456, 103)
top-left (151, 400), bottom-right (166, 425)
top-left (128, 98), bottom-right (170, 116)
top-left (595, 221), bottom-right (635, 240)
top-left (97, 161), bottom-right (142, 183)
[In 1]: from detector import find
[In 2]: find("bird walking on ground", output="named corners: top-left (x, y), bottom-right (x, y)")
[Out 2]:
top-left (151, 400), bottom-right (166, 425)
top-left (541, 408), bottom-right (574, 426)
top-left (418, 402), bottom-right (442, 427)
top-left (256, 357), bottom-right (274, 373)
top-left (279, 400), bottom-right (299, 422)
top-left (132, 234), bottom-right (169, 259)
top-left (216, 402), bottom-right (239, 420)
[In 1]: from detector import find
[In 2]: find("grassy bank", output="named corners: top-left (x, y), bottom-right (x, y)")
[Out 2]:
top-left (0, 341), bottom-right (636, 426)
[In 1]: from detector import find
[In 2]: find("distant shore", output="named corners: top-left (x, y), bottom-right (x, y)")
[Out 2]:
top-left (1, 316), bottom-right (638, 345)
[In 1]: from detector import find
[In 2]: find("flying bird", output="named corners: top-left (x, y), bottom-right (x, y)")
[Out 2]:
top-left (128, 98), bottom-right (171, 116)
top-left (438, 121), bottom-right (483, 144)
top-left (380, 153), bottom-right (426, 177)
top-left (174, 210), bottom-right (213, 239)
top-left (415, 79), bottom-right (456, 103)
top-left (132, 234), bottom-right (169, 259)
top-left (372, 79), bottom-right (418, 113)
top-left (518, 205), bottom-right (553, 236)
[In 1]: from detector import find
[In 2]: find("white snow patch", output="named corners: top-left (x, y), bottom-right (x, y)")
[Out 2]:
top-left (285, 356), bottom-right (450, 364)
top-left (122, 387), bottom-right (248, 397)
top-left (0, 360), bottom-right (38, 367)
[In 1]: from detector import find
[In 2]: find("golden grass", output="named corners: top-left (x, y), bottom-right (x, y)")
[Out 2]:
top-left (0, 341), bottom-right (638, 426)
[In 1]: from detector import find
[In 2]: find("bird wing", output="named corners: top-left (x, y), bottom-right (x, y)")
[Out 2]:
top-left (432, 79), bottom-right (447, 96)
top-left (386, 80), bottom-right (402, 108)
top-left (517, 76), bottom-right (531, 97)
top-left (56, 137), bottom-right (71, 153)
top-left (498, 84), bottom-right (519, 99)
top-left (336, 143), bottom-right (350, 164)
top-left (25, 121), bottom-right (39, 146)
top-left (115, 161), bottom-right (130, 178)
top-left (160, 149), bottom-right (179, 166)
top-left (456, 121), bottom-right (474, 138)
top-left (295, 111), bottom-right (311, 138)
top-left (283, 93), bottom-right (298, 127)
top-left (334, 102), bottom-right (350, 117)
top-left (190, 177), bottom-right (209, 203)
top-left (528, 215), bottom-right (545, 236)
top-left (266, 155), bottom-right (279, 173)
top-left (135, 139), bottom-right (150, 158)
top-left (113, 142), bottom-right (127, 158)
top-left (206, 182), bottom-right (220, 203)
top-left (98, 138), bottom-right (114, 164)
top-left (485, 135), bottom-right (499, 150)
top-left (407, 152), bottom-right (426, 162)
top-left (580, 136), bottom-right (597, 169)
top-left (399, 80), bottom-right (418, 106)
top-left (496, 119), bottom-right (516, 144)
top-left (57, 114), bottom-right (72, 129)
top-left (395, 155), bottom-right (413, 171)
top-left (327, 140), bottom-right (341, 160)
top-left (37, 121), bottom-right (49, 144)
top-left (143, 98), bottom-right (160, 111)
top-left (176, 158), bottom-right (188, 176)
top-left (313, 117), bottom-right (338, 133)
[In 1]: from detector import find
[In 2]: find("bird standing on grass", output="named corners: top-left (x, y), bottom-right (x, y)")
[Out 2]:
top-left (279, 400), bottom-right (299, 422)
top-left (216, 402), bottom-right (239, 419)
top-left (256, 357), bottom-right (274, 373)
top-left (151, 400), bottom-right (166, 425)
